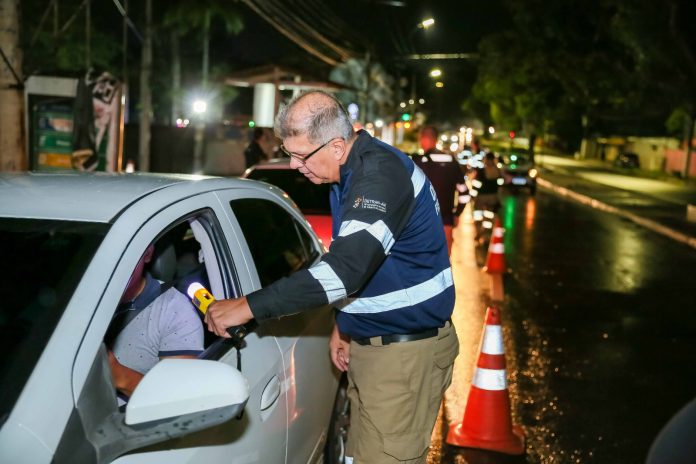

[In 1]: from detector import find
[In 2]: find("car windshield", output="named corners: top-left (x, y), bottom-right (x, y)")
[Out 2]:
top-left (246, 169), bottom-right (331, 215)
top-left (0, 218), bottom-right (108, 425)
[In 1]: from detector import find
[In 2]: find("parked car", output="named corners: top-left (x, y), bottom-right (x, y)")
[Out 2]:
top-left (244, 158), bottom-right (333, 247)
top-left (614, 152), bottom-right (640, 169)
top-left (500, 151), bottom-right (538, 195)
top-left (0, 172), bottom-right (345, 464)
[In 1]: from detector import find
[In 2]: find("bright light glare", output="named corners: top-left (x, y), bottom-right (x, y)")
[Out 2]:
top-left (488, 126), bottom-right (496, 134)
top-left (400, 102), bottom-right (407, 108)
top-left (421, 18), bottom-right (435, 28)
top-left (529, 168), bottom-right (538, 178)
top-left (440, 134), bottom-right (448, 141)
top-left (435, 81), bottom-right (444, 88)
top-left (192, 99), bottom-right (207, 114)
top-left (450, 135), bottom-right (458, 142)
top-left (408, 99), bottom-right (415, 105)
top-left (375, 119), bottom-right (384, 128)
top-left (449, 143), bottom-right (458, 152)
top-left (419, 98), bottom-right (425, 104)
top-left (430, 68), bottom-right (442, 78)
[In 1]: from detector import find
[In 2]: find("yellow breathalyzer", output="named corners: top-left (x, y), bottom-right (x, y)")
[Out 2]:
top-left (187, 282), bottom-right (248, 342)
top-left (187, 282), bottom-right (215, 314)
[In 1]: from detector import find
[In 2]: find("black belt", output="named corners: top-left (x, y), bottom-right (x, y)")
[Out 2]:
top-left (353, 319), bottom-right (451, 346)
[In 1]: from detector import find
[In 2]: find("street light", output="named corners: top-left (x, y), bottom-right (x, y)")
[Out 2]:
top-left (420, 18), bottom-right (435, 29)
top-left (192, 99), bottom-right (207, 114)
top-left (191, 98), bottom-right (208, 174)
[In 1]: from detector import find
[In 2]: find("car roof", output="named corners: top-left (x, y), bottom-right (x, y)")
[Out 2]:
top-left (245, 158), bottom-right (292, 172)
top-left (0, 172), bottom-right (252, 223)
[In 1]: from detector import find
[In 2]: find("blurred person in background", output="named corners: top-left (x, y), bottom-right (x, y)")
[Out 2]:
top-left (244, 127), bottom-right (271, 168)
top-left (470, 151), bottom-right (503, 240)
top-left (416, 125), bottom-right (470, 254)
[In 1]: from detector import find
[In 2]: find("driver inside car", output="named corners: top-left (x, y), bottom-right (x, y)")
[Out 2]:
top-left (105, 244), bottom-right (204, 402)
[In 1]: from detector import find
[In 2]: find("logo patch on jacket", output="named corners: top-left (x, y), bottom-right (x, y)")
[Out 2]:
top-left (352, 195), bottom-right (387, 213)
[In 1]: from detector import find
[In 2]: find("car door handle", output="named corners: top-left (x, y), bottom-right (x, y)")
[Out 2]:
top-left (260, 375), bottom-right (281, 411)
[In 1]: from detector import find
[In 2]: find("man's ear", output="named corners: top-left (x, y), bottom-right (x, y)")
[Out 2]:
top-left (331, 139), bottom-right (345, 160)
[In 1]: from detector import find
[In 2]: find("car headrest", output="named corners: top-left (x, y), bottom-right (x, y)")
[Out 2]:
top-left (150, 244), bottom-right (177, 283)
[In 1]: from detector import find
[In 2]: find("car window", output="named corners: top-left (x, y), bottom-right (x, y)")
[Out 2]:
top-left (230, 198), bottom-right (321, 287)
top-left (246, 169), bottom-right (331, 215)
top-left (0, 218), bottom-right (108, 425)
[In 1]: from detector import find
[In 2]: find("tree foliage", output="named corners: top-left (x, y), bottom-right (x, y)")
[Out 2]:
top-left (467, 0), bottom-right (696, 147)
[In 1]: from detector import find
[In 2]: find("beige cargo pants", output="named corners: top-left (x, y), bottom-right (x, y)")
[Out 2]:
top-left (345, 323), bottom-right (458, 463)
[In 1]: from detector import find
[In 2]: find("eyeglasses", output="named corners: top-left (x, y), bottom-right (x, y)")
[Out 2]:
top-left (280, 138), bottom-right (337, 163)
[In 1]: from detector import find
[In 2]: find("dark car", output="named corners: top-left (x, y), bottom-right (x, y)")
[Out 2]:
top-left (614, 152), bottom-right (640, 169)
top-left (244, 158), bottom-right (333, 248)
top-left (500, 151), bottom-right (538, 195)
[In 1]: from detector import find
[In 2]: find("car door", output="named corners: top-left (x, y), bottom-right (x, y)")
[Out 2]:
top-left (65, 192), bottom-right (287, 464)
top-left (216, 187), bottom-right (339, 464)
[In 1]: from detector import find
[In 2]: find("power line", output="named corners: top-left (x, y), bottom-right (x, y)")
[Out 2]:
top-left (241, 0), bottom-right (339, 66)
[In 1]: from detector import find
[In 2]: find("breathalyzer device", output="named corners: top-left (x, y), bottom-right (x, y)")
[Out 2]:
top-left (187, 282), bottom-right (247, 341)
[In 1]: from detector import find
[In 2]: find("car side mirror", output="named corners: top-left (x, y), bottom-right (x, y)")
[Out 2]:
top-left (63, 346), bottom-right (249, 464)
top-left (125, 358), bottom-right (248, 425)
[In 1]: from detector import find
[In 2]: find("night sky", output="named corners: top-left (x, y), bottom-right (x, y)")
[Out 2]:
top-left (215, 0), bottom-right (509, 125)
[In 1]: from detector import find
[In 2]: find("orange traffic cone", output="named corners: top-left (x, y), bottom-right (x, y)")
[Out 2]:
top-left (446, 306), bottom-right (525, 455)
top-left (484, 218), bottom-right (506, 274)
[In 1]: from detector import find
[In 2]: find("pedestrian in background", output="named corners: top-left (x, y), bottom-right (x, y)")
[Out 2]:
top-left (243, 127), bottom-right (269, 168)
top-left (206, 90), bottom-right (459, 464)
top-left (417, 125), bottom-right (470, 255)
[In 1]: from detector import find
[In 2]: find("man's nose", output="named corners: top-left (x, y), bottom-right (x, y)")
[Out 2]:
top-left (289, 157), bottom-right (302, 170)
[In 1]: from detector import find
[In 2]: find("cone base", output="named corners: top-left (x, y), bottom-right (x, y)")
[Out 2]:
top-left (446, 422), bottom-right (525, 455)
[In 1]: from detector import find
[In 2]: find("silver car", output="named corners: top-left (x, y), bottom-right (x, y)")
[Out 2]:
top-left (0, 172), bottom-right (347, 464)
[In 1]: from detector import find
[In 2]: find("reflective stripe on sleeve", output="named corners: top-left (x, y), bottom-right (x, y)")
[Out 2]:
top-left (308, 261), bottom-right (346, 303)
top-left (429, 153), bottom-right (454, 162)
top-left (472, 367), bottom-right (508, 390)
top-left (411, 164), bottom-right (426, 197)
top-left (338, 220), bottom-right (395, 253)
top-left (338, 267), bottom-right (453, 314)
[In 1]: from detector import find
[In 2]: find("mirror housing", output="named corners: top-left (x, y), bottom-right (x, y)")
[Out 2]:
top-left (126, 358), bottom-right (248, 425)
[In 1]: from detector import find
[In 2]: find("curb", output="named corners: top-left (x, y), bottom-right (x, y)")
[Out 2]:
top-left (537, 177), bottom-right (696, 250)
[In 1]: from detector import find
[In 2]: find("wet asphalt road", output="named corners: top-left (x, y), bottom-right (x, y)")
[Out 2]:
top-left (429, 187), bottom-right (696, 463)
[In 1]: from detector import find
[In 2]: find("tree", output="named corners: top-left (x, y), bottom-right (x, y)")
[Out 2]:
top-left (608, 0), bottom-right (696, 177)
top-left (0, 0), bottom-right (25, 171)
top-left (162, 0), bottom-right (243, 124)
top-left (469, 0), bottom-right (675, 155)
top-left (330, 58), bottom-right (394, 123)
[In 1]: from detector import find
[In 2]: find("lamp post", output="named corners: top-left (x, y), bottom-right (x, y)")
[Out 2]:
top-left (407, 18), bottom-right (436, 103)
top-left (192, 98), bottom-right (207, 173)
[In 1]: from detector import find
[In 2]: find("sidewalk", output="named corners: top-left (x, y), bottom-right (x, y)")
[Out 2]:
top-left (427, 211), bottom-right (524, 463)
top-left (536, 154), bottom-right (696, 249)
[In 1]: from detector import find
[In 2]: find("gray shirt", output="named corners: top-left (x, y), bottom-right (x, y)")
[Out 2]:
top-left (112, 277), bottom-right (204, 375)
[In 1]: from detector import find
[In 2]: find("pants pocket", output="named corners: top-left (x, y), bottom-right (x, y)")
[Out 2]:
top-left (434, 327), bottom-right (459, 369)
top-left (383, 431), bottom-right (430, 461)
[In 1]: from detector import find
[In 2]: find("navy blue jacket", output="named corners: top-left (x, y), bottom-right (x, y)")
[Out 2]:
top-left (248, 130), bottom-right (455, 339)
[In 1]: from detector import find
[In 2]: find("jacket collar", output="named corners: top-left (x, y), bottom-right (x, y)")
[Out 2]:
top-left (340, 129), bottom-right (371, 184)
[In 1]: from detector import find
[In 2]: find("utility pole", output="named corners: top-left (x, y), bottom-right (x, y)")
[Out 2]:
top-left (138, 0), bottom-right (152, 171)
top-left (0, 0), bottom-right (26, 171)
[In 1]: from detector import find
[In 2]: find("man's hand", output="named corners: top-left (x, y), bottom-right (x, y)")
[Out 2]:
top-left (205, 296), bottom-right (254, 338)
top-left (329, 323), bottom-right (350, 372)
